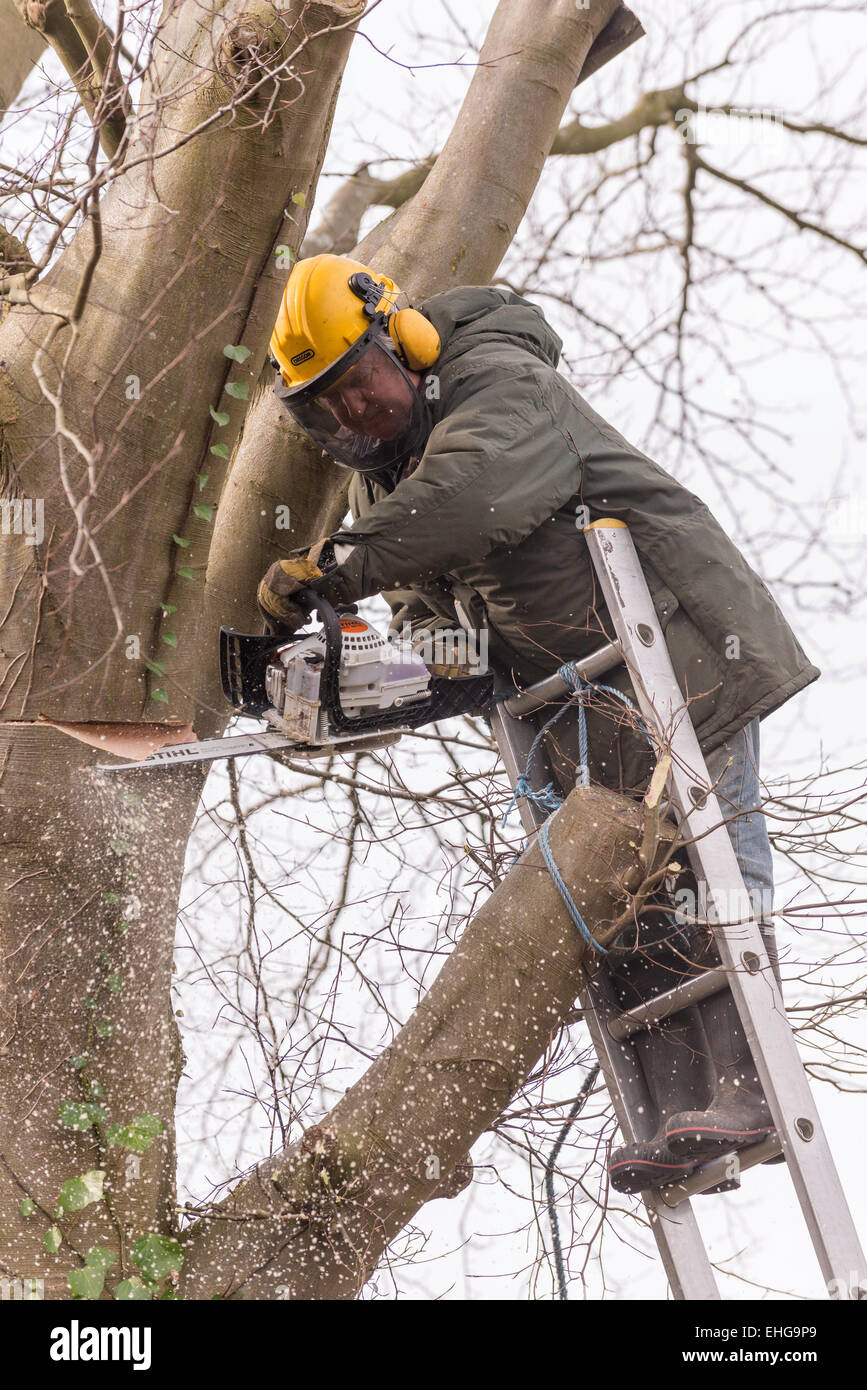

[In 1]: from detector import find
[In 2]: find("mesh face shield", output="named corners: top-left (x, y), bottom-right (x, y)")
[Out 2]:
top-left (273, 331), bottom-right (431, 475)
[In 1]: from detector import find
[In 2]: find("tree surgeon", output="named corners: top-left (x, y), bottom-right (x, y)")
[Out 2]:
top-left (257, 253), bottom-right (820, 1193)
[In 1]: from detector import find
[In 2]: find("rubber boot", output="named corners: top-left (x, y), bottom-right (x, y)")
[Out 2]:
top-left (606, 912), bottom-right (720, 1194)
top-left (664, 920), bottom-right (782, 1162)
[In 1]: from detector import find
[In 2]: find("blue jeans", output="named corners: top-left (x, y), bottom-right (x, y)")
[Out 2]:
top-left (702, 717), bottom-right (778, 975)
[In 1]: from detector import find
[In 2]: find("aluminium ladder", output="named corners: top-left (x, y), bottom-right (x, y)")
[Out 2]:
top-left (488, 519), bottom-right (866, 1301)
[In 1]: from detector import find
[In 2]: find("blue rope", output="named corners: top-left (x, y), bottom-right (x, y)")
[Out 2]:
top-left (539, 819), bottom-right (607, 957)
top-left (501, 668), bottom-right (652, 829)
top-left (545, 1064), bottom-right (600, 1301)
top-left (502, 671), bottom-right (656, 948)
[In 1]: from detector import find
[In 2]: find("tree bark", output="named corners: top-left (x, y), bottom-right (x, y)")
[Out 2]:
top-left (179, 782), bottom-right (670, 1299)
top-left (0, 0), bottom-right (46, 116)
top-left (202, 0), bottom-right (623, 691)
top-left (0, 0), bottom-right (363, 1297)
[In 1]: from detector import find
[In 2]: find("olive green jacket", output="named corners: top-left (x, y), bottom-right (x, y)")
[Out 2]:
top-left (321, 286), bottom-right (819, 790)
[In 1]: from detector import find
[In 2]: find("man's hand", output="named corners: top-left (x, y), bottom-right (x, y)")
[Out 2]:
top-left (257, 544), bottom-right (327, 634)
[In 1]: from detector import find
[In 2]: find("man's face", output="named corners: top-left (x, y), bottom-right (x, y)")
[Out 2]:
top-left (316, 344), bottom-right (421, 440)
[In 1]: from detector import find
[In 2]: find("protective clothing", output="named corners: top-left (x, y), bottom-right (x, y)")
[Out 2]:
top-left (264, 281), bottom-right (814, 1185)
top-left (662, 923), bottom-right (779, 1162)
top-left (287, 284), bottom-right (819, 795)
top-left (270, 255), bottom-right (441, 474)
top-left (256, 538), bottom-right (366, 634)
top-left (606, 912), bottom-right (719, 1195)
top-left (256, 545), bottom-right (325, 631)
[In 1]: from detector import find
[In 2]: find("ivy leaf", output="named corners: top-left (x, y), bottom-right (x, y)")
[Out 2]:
top-left (58, 1101), bottom-right (107, 1131)
top-left (209, 441), bottom-right (229, 458)
top-left (193, 504), bottom-right (214, 523)
top-left (106, 1114), bottom-right (164, 1154)
top-left (44, 1226), bottom-right (63, 1254)
top-left (115, 1276), bottom-right (152, 1301)
top-left (224, 381), bottom-right (248, 400)
top-left (177, 567), bottom-right (195, 580)
top-left (107, 973), bottom-right (123, 995)
top-left (197, 473), bottom-right (208, 491)
top-left (96, 1019), bottom-right (114, 1038)
top-left (159, 602), bottom-right (177, 615)
top-left (131, 1233), bottom-right (183, 1283)
top-left (223, 344), bottom-right (251, 363)
top-left (161, 632), bottom-right (179, 648)
top-left (85, 1245), bottom-right (116, 1272)
top-left (172, 534), bottom-right (190, 547)
top-left (275, 244), bottom-right (295, 264)
top-left (209, 407), bottom-right (230, 425)
top-left (291, 192), bottom-right (306, 207)
top-left (151, 689), bottom-right (169, 704)
top-left (68, 1265), bottom-right (106, 1300)
top-left (87, 1078), bottom-right (105, 1099)
top-left (58, 1170), bottom-right (105, 1214)
top-left (102, 892), bottom-right (121, 906)
top-left (19, 1198), bottom-right (35, 1218)
top-left (144, 659), bottom-right (166, 676)
top-left (70, 1054), bottom-right (88, 1071)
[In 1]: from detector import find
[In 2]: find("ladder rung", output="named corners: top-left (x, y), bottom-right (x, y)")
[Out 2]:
top-left (606, 968), bottom-right (729, 1040)
top-left (658, 1135), bottom-right (784, 1206)
top-left (503, 640), bottom-right (623, 717)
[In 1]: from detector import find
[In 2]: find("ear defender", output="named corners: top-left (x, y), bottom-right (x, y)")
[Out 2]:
top-left (387, 308), bottom-right (441, 371)
top-left (346, 269), bottom-right (441, 370)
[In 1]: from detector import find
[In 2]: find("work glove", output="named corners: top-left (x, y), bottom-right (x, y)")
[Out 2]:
top-left (256, 540), bottom-right (329, 635)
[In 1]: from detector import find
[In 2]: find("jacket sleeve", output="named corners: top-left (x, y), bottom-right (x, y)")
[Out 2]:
top-left (316, 357), bottom-right (583, 602)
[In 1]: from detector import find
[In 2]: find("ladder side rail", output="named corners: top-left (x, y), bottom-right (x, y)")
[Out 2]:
top-left (584, 521), bottom-right (867, 1297)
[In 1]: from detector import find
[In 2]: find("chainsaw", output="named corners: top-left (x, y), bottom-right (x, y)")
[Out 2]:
top-left (94, 589), bottom-right (492, 774)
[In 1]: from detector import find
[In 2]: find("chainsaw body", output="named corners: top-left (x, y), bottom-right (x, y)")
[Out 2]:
top-left (95, 592), bottom-right (492, 773)
top-left (262, 617), bottom-right (431, 746)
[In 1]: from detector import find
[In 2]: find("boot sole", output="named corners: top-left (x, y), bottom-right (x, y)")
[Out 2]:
top-left (608, 1154), bottom-right (701, 1194)
top-left (666, 1121), bottom-right (775, 1159)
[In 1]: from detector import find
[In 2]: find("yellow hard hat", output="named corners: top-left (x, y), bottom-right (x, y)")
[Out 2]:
top-left (269, 253), bottom-right (441, 402)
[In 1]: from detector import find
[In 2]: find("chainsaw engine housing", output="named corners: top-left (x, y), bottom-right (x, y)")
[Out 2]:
top-left (264, 614), bottom-right (431, 745)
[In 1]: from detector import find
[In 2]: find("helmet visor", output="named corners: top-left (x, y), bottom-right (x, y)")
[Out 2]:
top-left (274, 335), bottom-right (429, 474)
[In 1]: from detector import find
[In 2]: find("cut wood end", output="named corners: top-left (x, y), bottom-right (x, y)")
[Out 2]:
top-left (644, 753), bottom-right (672, 810)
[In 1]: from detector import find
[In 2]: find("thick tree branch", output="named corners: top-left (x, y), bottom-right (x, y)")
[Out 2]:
top-left (0, 0), bottom-right (46, 116)
top-left (179, 783), bottom-right (674, 1299)
top-left (15, 0), bottom-right (128, 157)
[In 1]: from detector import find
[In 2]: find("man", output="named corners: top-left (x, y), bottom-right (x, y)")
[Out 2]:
top-left (258, 253), bottom-right (819, 1193)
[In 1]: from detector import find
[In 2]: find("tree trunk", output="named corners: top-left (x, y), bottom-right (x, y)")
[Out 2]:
top-left (0, 0), bottom-right (363, 1298)
top-left (180, 782), bottom-right (667, 1299)
top-left (0, 0), bottom-right (46, 115)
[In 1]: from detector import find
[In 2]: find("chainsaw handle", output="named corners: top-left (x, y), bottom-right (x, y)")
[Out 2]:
top-left (293, 587), bottom-right (347, 728)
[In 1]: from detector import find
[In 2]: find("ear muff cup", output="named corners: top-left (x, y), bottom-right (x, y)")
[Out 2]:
top-left (387, 308), bottom-right (441, 371)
